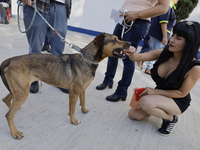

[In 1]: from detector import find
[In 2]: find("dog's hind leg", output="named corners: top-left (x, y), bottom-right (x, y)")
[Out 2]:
top-left (68, 93), bottom-right (81, 125)
top-left (2, 93), bottom-right (13, 108)
top-left (79, 90), bottom-right (89, 114)
top-left (5, 79), bottom-right (30, 139)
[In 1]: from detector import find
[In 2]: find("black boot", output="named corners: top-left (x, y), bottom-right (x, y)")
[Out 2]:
top-left (106, 93), bottom-right (126, 102)
top-left (30, 81), bottom-right (39, 93)
top-left (42, 42), bottom-right (51, 53)
top-left (57, 87), bottom-right (70, 94)
top-left (96, 83), bottom-right (113, 90)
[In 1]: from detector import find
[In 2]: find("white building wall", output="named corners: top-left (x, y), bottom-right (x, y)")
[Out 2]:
top-left (188, 3), bottom-right (200, 23)
top-left (68, 0), bottom-right (124, 34)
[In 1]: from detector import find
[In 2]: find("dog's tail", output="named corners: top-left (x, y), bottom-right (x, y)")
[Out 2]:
top-left (0, 59), bottom-right (11, 93)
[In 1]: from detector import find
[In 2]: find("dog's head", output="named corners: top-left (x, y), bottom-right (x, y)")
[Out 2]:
top-left (93, 33), bottom-right (130, 61)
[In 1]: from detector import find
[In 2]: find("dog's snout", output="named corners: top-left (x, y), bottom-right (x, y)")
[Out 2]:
top-left (124, 42), bottom-right (131, 48)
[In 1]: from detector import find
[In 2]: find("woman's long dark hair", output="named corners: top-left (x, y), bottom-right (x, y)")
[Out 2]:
top-left (155, 21), bottom-right (200, 81)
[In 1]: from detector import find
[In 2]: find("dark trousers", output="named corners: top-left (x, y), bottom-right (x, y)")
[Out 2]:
top-left (23, 2), bottom-right (68, 55)
top-left (103, 20), bottom-right (149, 97)
top-left (0, 4), bottom-right (7, 24)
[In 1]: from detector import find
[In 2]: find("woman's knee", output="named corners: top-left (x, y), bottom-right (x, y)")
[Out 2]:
top-left (128, 108), bottom-right (135, 120)
top-left (139, 96), bottom-right (153, 111)
top-left (128, 108), bottom-right (143, 121)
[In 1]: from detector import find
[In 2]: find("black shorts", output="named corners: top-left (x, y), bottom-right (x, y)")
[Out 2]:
top-left (173, 98), bottom-right (190, 113)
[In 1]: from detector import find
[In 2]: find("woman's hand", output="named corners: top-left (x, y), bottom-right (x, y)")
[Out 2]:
top-left (123, 46), bottom-right (138, 61)
top-left (162, 36), bottom-right (168, 46)
top-left (124, 11), bottom-right (138, 23)
top-left (123, 46), bottom-right (136, 56)
top-left (140, 87), bottom-right (156, 97)
top-left (119, 11), bottom-right (138, 23)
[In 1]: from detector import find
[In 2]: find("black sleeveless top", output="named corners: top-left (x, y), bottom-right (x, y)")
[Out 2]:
top-left (151, 49), bottom-right (200, 111)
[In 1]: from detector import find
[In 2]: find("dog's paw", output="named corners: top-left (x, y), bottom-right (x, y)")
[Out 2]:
top-left (81, 108), bottom-right (89, 114)
top-left (11, 130), bottom-right (24, 140)
top-left (71, 118), bottom-right (81, 125)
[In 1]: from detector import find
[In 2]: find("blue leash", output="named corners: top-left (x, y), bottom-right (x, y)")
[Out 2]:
top-left (17, 0), bottom-right (81, 51)
top-left (17, 0), bottom-right (36, 33)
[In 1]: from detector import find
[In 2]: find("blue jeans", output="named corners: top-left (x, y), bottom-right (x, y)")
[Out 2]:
top-left (147, 36), bottom-right (164, 69)
top-left (23, 2), bottom-right (68, 55)
top-left (197, 51), bottom-right (200, 60)
top-left (103, 20), bottom-right (149, 97)
top-left (139, 35), bottom-right (151, 53)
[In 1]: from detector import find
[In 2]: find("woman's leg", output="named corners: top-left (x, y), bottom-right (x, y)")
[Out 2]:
top-left (139, 95), bottom-right (182, 121)
top-left (129, 95), bottom-right (182, 136)
top-left (115, 20), bottom-right (149, 97)
top-left (128, 108), bottom-right (150, 120)
top-left (102, 24), bottom-right (122, 85)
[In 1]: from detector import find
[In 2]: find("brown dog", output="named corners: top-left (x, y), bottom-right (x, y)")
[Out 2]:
top-left (0, 33), bottom-right (130, 139)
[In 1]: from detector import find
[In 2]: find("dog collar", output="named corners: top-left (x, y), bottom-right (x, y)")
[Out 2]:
top-left (68, 43), bottom-right (99, 65)
top-left (80, 52), bottom-right (99, 65)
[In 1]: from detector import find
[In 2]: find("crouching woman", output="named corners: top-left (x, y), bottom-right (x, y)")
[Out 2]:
top-left (124, 21), bottom-right (200, 136)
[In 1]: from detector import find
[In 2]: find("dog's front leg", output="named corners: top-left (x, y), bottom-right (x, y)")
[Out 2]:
top-left (79, 90), bottom-right (89, 114)
top-left (68, 94), bottom-right (81, 125)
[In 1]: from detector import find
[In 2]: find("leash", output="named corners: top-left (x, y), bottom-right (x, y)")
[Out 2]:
top-left (17, 0), bottom-right (36, 33)
top-left (121, 19), bottom-right (134, 39)
top-left (17, 0), bottom-right (99, 65)
top-left (121, 10), bottom-right (134, 39)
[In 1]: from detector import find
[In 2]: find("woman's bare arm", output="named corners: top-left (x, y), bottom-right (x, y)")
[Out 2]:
top-left (124, 46), bottom-right (163, 62)
top-left (124, 0), bottom-right (170, 22)
top-left (140, 66), bottom-right (200, 98)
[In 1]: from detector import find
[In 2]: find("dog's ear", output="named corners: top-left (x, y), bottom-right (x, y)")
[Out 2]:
top-left (93, 33), bottom-right (105, 47)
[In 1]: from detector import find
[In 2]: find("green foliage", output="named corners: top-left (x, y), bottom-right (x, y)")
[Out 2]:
top-left (175, 0), bottom-right (199, 22)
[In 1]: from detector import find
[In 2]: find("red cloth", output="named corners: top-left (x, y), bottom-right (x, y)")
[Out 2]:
top-left (6, 8), bottom-right (10, 20)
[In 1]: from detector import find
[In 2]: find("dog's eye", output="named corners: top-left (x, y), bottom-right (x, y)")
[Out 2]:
top-left (113, 38), bottom-right (117, 44)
